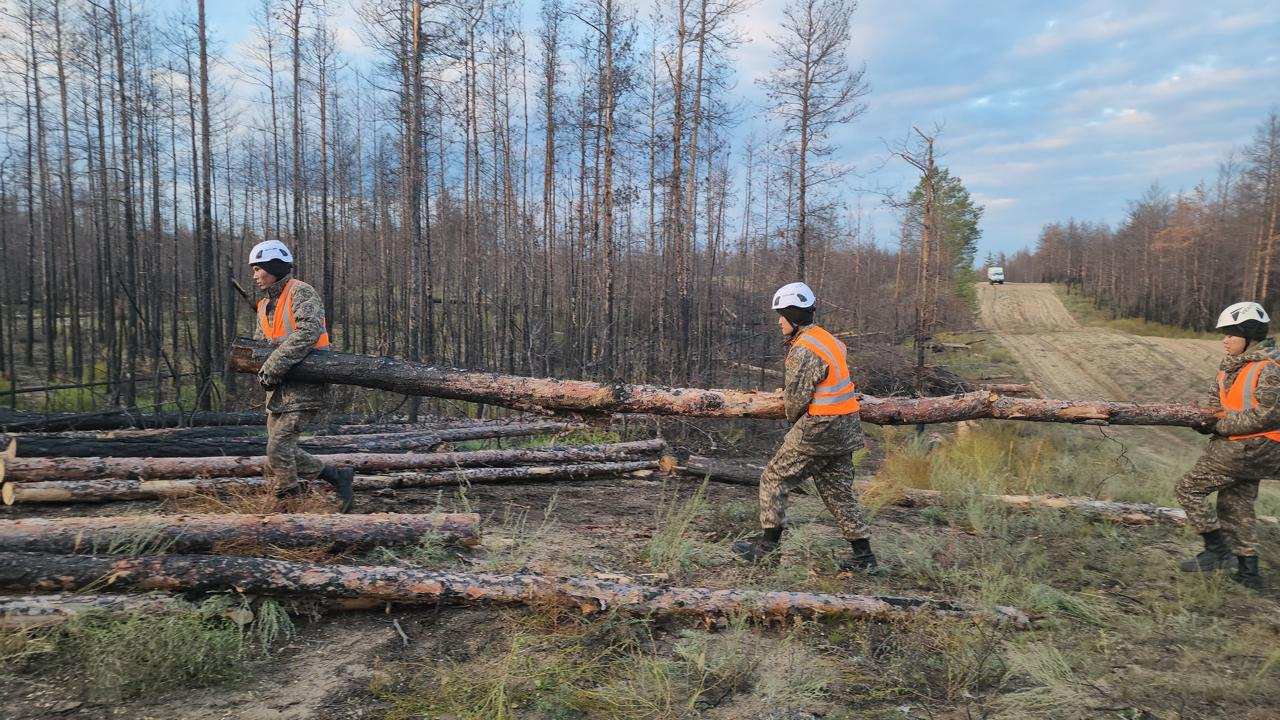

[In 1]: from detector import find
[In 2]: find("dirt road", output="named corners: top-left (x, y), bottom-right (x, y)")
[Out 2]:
top-left (977, 283), bottom-right (1220, 473)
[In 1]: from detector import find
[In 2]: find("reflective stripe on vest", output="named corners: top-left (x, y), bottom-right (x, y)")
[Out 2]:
top-left (1217, 359), bottom-right (1280, 442)
top-left (793, 325), bottom-right (861, 416)
top-left (256, 279), bottom-right (331, 349)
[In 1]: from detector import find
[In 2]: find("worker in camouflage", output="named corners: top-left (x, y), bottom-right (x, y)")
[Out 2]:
top-left (250, 239), bottom-right (354, 512)
top-left (1176, 301), bottom-right (1278, 590)
top-left (732, 282), bottom-right (876, 573)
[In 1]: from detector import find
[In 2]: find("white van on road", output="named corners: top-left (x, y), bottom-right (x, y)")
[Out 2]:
top-left (987, 267), bottom-right (1005, 285)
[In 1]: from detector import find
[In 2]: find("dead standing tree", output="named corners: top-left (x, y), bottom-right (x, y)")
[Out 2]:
top-left (760, 0), bottom-right (868, 280)
top-left (893, 127), bottom-right (941, 435)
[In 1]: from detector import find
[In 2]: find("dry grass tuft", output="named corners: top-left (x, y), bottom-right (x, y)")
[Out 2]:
top-left (163, 483), bottom-right (340, 515)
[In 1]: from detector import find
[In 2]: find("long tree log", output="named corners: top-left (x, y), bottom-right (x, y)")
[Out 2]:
top-left (0, 552), bottom-right (1030, 627)
top-left (0, 439), bottom-right (666, 483)
top-left (25, 417), bottom-right (531, 441)
top-left (11, 421), bottom-right (576, 458)
top-left (0, 409), bottom-right (270, 432)
top-left (0, 512), bottom-right (480, 554)
top-left (2, 460), bottom-right (660, 505)
top-left (864, 485), bottom-right (1280, 527)
top-left (676, 456), bottom-right (1279, 527)
top-left (0, 409), bottom-right (388, 432)
top-left (228, 340), bottom-right (1218, 428)
top-left (0, 592), bottom-right (198, 629)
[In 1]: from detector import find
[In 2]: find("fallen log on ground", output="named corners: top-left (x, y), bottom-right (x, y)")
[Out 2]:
top-left (0, 512), bottom-right (481, 554)
top-left (229, 340), bottom-right (1218, 428)
top-left (353, 459), bottom-right (659, 490)
top-left (0, 439), bottom-right (666, 483)
top-left (2, 460), bottom-right (660, 505)
top-left (676, 456), bottom-right (1278, 527)
top-left (0, 409), bottom-right (270, 432)
top-left (0, 593), bottom-right (197, 629)
top-left (865, 485), bottom-right (1280, 527)
top-left (27, 416), bottom-right (524, 441)
top-left (10, 421), bottom-right (575, 458)
top-left (0, 552), bottom-right (1030, 627)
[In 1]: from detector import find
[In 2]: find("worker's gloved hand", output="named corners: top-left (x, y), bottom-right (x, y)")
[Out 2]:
top-left (258, 369), bottom-right (281, 391)
top-left (1194, 424), bottom-right (1216, 435)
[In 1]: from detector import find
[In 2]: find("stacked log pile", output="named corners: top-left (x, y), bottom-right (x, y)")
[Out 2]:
top-left (8, 421), bottom-right (577, 458)
top-left (1, 439), bottom-right (667, 505)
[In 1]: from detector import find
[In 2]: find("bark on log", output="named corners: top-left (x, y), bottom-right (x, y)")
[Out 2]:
top-left (676, 456), bottom-right (1279, 527)
top-left (0, 512), bottom-right (481, 554)
top-left (0, 409), bottom-right (269, 432)
top-left (863, 485), bottom-right (1280, 527)
top-left (228, 340), bottom-right (1218, 428)
top-left (0, 439), bottom-right (666, 483)
top-left (2, 460), bottom-right (660, 505)
top-left (0, 593), bottom-right (197, 629)
top-left (12, 422), bottom-right (575, 458)
top-left (354, 459), bottom-right (659, 491)
top-left (27, 417), bottom-right (532, 441)
top-left (0, 553), bottom-right (1030, 627)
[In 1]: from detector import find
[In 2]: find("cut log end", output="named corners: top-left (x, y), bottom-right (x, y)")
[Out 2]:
top-left (2, 483), bottom-right (14, 506)
top-left (0, 436), bottom-right (14, 461)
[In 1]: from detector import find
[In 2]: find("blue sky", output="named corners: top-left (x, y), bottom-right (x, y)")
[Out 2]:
top-left (196, 0), bottom-right (1279, 259)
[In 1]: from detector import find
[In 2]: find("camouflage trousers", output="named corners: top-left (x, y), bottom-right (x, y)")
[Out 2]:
top-left (1175, 469), bottom-right (1260, 557)
top-left (759, 440), bottom-right (870, 541)
top-left (265, 410), bottom-right (326, 490)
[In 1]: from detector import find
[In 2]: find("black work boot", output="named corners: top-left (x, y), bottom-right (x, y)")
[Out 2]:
top-left (1178, 529), bottom-right (1234, 572)
top-left (732, 526), bottom-right (783, 564)
top-left (838, 537), bottom-right (879, 573)
top-left (320, 465), bottom-right (356, 513)
top-left (1231, 555), bottom-right (1263, 590)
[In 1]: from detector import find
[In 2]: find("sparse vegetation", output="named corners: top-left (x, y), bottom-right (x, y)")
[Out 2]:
top-left (1054, 285), bottom-right (1219, 340)
top-left (0, 597), bottom-right (295, 701)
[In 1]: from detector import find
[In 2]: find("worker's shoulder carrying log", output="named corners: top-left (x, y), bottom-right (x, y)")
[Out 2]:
top-left (1217, 350), bottom-right (1280, 443)
top-left (794, 325), bottom-right (861, 416)
top-left (257, 279), bottom-right (331, 349)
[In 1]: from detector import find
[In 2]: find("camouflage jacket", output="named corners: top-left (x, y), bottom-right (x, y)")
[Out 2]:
top-left (254, 276), bottom-right (330, 414)
top-left (1195, 338), bottom-right (1280, 480)
top-left (780, 324), bottom-right (864, 456)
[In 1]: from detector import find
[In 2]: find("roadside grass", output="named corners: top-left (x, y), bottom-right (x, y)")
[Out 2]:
top-left (374, 612), bottom-right (849, 720)
top-left (0, 596), bottom-right (294, 701)
top-left (1053, 284), bottom-right (1218, 340)
top-left (932, 330), bottom-right (1030, 385)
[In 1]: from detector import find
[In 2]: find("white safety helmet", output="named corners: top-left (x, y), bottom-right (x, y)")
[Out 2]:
top-left (771, 281), bottom-right (816, 310)
top-left (248, 240), bottom-right (294, 266)
top-left (1215, 301), bottom-right (1270, 330)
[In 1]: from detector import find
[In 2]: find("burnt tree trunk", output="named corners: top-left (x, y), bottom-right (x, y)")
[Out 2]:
top-left (0, 552), bottom-right (1030, 627)
top-left (3, 460), bottom-right (660, 505)
top-left (10, 422), bottom-right (574, 458)
top-left (0, 512), bottom-right (480, 554)
top-left (0, 593), bottom-right (196, 629)
top-left (1, 439), bottom-right (666, 482)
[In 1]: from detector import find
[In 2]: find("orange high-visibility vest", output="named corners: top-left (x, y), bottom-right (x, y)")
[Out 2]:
top-left (1217, 359), bottom-right (1280, 442)
top-left (257, 279), bottom-right (330, 349)
top-left (793, 325), bottom-right (861, 416)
